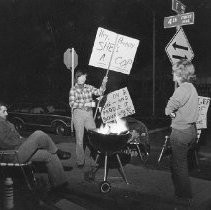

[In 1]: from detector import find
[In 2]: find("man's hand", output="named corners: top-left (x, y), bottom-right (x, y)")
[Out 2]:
top-left (84, 102), bottom-right (96, 107)
top-left (91, 101), bottom-right (96, 107)
top-left (102, 76), bottom-right (108, 84)
top-left (170, 113), bottom-right (176, 119)
top-left (96, 96), bottom-right (103, 101)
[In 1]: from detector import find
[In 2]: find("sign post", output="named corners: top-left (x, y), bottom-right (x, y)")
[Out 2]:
top-left (63, 48), bottom-right (78, 87)
top-left (164, 1), bottom-right (194, 89)
top-left (63, 48), bottom-right (78, 134)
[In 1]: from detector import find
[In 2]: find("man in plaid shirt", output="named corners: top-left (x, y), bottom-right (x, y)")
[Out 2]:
top-left (69, 69), bottom-right (107, 168)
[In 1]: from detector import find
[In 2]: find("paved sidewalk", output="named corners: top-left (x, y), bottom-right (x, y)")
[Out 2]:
top-left (48, 136), bottom-right (211, 210)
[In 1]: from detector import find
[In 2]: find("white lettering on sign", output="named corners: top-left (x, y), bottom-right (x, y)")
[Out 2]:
top-left (164, 12), bottom-right (194, 28)
top-left (101, 87), bottom-right (135, 123)
top-left (196, 96), bottom-right (210, 130)
top-left (109, 35), bottom-right (139, 74)
top-left (89, 28), bottom-right (117, 69)
top-left (168, 17), bottom-right (178, 25)
top-left (89, 27), bottom-right (139, 75)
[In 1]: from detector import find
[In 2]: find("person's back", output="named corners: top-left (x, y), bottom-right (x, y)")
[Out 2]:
top-left (165, 59), bottom-right (199, 203)
top-left (169, 82), bottom-right (199, 129)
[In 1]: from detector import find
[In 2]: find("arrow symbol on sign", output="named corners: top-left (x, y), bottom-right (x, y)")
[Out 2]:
top-left (172, 55), bottom-right (187, 60)
top-left (172, 42), bottom-right (188, 51)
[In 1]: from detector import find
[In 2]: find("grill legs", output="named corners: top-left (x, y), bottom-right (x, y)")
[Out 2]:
top-left (116, 154), bottom-right (129, 184)
top-left (87, 152), bottom-right (129, 193)
top-left (100, 152), bottom-right (129, 193)
top-left (102, 152), bottom-right (128, 184)
top-left (103, 154), bottom-right (108, 182)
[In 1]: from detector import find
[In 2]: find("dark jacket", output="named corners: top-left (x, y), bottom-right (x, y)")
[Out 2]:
top-left (0, 117), bottom-right (24, 150)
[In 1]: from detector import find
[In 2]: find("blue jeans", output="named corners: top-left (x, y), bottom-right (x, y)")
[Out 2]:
top-left (17, 130), bottom-right (67, 187)
top-left (73, 109), bottom-right (96, 165)
top-left (170, 125), bottom-right (197, 198)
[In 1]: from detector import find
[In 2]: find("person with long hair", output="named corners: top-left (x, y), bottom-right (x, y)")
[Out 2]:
top-left (165, 59), bottom-right (199, 205)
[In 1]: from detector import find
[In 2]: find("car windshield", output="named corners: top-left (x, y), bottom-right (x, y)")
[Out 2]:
top-left (9, 103), bottom-right (32, 113)
top-left (46, 103), bottom-right (71, 115)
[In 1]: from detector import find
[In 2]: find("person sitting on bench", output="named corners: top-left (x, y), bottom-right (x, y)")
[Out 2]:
top-left (0, 101), bottom-right (71, 191)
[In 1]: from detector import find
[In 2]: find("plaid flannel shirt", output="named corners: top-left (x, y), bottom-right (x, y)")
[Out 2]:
top-left (69, 83), bottom-right (105, 109)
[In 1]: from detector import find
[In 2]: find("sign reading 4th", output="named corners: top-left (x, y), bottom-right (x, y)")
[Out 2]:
top-left (165, 27), bottom-right (194, 64)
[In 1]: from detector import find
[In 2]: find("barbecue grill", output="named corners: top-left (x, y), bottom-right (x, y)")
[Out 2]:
top-left (87, 129), bottom-right (131, 193)
top-left (87, 130), bottom-right (130, 154)
top-left (86, 117), bottom-right (150, 193)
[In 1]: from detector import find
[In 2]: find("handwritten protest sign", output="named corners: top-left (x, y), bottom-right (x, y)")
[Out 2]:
top-left (196, 96), bottom-right (210, 130)
top-left (109, 35), bottom-right (139, 74)
top-left (89, 27), bottom-right (139, 75)
top-left (89, 28), bottom-right (117, 70)
top-left (101, 87), bottom-right (135, 123)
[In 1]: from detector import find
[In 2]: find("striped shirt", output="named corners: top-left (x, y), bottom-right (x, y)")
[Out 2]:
top-left (69, 83), bottom-right (105, 109)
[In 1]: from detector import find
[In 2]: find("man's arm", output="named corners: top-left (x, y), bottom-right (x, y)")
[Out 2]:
top-left (165, 86), bottom-right (189, 116)
top-left (0, 123), bottom-right (8, 145)
top-left (91, 76), bottom-right (108, 96)
top-left (0, 121), bottom-right (23, 149)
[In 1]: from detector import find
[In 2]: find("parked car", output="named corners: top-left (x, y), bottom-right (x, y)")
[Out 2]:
top-left (7, 102), bottom-right (72, 136)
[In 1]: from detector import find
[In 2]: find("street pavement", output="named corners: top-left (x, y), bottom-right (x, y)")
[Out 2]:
top-left (37, 128), bottom-right (211, 210)
top-left (1, 127), bottom-right (211, 210)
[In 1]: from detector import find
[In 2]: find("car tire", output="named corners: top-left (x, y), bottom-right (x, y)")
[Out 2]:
top-left (55, 123), bottom-right (67, 136)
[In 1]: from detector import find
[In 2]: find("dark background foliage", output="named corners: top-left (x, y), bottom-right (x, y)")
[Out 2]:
top-left (0, 0), bottom-right (210, 117)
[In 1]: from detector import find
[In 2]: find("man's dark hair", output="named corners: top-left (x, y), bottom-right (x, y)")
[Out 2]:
top-left (74, 69), bottom-right (87, 82)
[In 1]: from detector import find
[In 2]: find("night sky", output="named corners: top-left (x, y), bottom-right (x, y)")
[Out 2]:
top-left (0, 0), bottom-right (210, 117)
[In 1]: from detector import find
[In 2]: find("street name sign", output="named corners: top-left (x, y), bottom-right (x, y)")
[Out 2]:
top-left (164, 12), bottom-right (194, 28)
top-left (165, 27), bottom-right (194, 64)
top-left (172, 0), bottom-right (186, 14)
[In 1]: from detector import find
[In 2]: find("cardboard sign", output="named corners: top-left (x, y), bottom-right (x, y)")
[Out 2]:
top-left (196, 96), bottom-right (210, 129)
top-left (89, 27), bottom-right (139, 75)
top-left (101, 87), bottom-right (135, 123)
